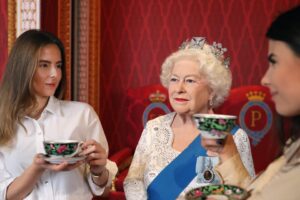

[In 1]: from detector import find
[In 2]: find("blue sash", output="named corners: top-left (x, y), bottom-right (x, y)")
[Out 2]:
top-left (147, 126), bottom-right (239, 200)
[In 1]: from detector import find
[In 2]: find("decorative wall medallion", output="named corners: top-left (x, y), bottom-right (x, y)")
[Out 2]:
top-left (239, 91), bottom-right (273, 146)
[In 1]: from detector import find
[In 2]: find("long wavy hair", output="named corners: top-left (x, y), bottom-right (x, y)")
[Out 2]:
top-left (266, 5), bottom-right (300, 145)
top-left (0, 30), bottom-right (66, 146)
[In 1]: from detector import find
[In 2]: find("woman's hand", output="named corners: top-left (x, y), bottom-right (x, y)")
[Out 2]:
top-left (79, 139), bottom-right (109, 187)
top-left (79, 139), bottom-right (108, 175)
top-left (6, 153), bottom-right (83, 200)
top-left (201, 132), bottom-right (238, 163)
top-left (33, 153), bottom-right (83, 172)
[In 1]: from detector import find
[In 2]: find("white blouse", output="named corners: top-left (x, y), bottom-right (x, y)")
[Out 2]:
top-left (0, 96), bottom-right (118, 200)
top-left (124, 112), bottom-right (255, 200)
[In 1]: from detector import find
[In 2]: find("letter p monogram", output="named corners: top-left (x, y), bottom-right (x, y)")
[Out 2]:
top-left (251, 110), bottom-right (261, 127)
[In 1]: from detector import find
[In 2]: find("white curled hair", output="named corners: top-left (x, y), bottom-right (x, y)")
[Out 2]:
top-left (160, 44), bottom-right (232, 108)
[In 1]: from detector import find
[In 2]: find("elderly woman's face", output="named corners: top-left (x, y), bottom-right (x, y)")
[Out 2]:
top-left (261, 40), bottom-right (300, 116)
top-left (168, 59), bottom-right (212, 115)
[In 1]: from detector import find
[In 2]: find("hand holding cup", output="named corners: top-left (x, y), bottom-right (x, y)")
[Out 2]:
top-left (193, 114), bottom-right (239, 160)
top-left (79, 139), bottom-right (108, 174)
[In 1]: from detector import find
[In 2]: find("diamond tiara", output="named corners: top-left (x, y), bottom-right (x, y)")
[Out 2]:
top-left (179, 37), bottom-right (230, 68)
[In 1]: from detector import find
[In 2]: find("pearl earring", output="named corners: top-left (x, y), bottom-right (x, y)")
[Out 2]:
top-left (209, 99), bottom-right (213, 107)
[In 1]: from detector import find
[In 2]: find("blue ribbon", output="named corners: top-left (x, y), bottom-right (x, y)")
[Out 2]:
top-left (147, 126), bottom-right (239, 200)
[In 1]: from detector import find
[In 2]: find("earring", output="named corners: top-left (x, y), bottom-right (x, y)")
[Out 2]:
top-left (209, 99), bottom-right (213, 107)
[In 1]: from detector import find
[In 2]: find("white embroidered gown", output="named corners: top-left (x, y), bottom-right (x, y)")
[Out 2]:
top-left (124, 112), bottom-right (255, 200)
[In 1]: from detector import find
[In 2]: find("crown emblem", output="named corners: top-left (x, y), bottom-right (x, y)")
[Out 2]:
top-left (178, 37), bottom-right (230, 68)
top-left (246, 91), bottom-right (266, 101)
top-left (149, 90), bottom-right (167, 102)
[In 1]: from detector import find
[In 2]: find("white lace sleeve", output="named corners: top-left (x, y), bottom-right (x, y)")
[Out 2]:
top-left (233, 128), bottom-right (256, 178)
top-left (124, 124), bottom-right (151, 200)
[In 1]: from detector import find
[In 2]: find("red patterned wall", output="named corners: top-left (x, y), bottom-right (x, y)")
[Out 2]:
top-left (100, 0), bottom-right (300, 155)
top-left (0, 0), bottom-right (8, 78)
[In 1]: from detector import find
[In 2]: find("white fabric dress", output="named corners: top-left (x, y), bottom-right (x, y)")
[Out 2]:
top-left (124, 112), bottom-right (255, 200)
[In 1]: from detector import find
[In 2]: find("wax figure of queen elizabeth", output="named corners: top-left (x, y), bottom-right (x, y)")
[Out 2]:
top-left (124, 37), bottom-right (255, 200)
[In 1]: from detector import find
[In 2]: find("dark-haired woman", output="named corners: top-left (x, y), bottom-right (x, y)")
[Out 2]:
top-left (204, 5), bottom-right (300, 200)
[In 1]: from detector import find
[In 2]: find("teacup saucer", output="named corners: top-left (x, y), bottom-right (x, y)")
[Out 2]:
top-left (44, 156), bottom-right (86, 164)
top-left (186, 184), bottom-right (249, 200)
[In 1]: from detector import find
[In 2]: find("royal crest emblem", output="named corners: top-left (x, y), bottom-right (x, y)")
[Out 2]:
top-left (239, 91), bottom-right (273, 146)
top-left (142, 90), bottom-right (171, 126)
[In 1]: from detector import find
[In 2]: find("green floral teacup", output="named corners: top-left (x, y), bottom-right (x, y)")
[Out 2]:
top-left (193, 114), bottom-right (237, 139)
top-left (43, 140), bottom-right (83, 158)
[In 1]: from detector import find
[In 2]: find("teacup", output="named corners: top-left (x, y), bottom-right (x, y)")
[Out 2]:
top-left (43, 140), bottom-right (83, 158)
top-left (193, 114), bottom-right (237, 139)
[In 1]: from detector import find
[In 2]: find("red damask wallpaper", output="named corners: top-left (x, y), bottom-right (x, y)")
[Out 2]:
top-left (100, 0), bottom-right (300, 157)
